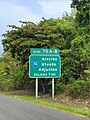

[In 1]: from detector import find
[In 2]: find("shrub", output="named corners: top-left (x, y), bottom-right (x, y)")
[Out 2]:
top-left (66, 79), bottom-right (90, 98)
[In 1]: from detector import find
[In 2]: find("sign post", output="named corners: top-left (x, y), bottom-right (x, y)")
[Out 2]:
top-left (36, 78), bottom-right (38, 99)
top-left (52, 78), bottom-right (54, 99)
top-left (29, 48), bottom-right (61, 99)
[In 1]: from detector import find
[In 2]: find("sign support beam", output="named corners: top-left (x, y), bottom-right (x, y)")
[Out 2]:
top-left (52, 78), bottom-right (54, 99)
top-left (36, 78), bottom-right (38, 99)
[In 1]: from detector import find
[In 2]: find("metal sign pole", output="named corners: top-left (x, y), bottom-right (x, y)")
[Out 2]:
top-left (36, 78), bottom-right (38, 98)
top-left (52, 78), bottom-right (54, 99)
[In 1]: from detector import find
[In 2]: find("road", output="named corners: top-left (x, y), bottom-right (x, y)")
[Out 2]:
top-left (0, 95), bottom-right (89, 120)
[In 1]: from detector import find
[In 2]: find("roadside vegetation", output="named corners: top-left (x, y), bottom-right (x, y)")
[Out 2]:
top-left (0, 0), bottom-right (90, 116)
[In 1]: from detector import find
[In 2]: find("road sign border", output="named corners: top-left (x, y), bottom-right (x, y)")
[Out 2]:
top-left (30, 48), bottom-right (60, 55)
top-left (29, 55), bottom-right (61, 78)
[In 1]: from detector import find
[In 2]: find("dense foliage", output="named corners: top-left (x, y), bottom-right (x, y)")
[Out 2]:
top-left (0, 0), bottom-right (90, 98)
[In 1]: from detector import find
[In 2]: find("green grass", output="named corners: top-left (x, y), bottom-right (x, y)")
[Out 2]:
top-left (0, 92), bottom-right (90, 118)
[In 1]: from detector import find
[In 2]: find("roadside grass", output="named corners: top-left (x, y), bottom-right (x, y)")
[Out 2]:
top-left (0, 91), bottom-right (90, 118)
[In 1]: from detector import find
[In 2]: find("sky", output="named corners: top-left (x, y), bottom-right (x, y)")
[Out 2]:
top-left (0, 0), bottom-right (71, 55)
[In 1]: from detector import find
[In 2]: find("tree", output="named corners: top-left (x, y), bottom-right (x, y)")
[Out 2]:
top-left (2, 16), bottom-right (76, 85)
top-left (71, 0), bottom-right (89, 28)
top-left (71, 0), bottom-right (90, 79)
top-left (1, 1), bottom-right (90, 99)
top-left (0, 52), bottom-right (26, 91)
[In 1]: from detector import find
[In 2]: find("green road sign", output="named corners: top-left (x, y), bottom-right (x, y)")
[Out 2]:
top-left (31, 48), bottom-right (60, 55)
top-left (29, 55), bottom-right (61, 78)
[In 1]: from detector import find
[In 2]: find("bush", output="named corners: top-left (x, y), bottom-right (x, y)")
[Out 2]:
top-left (66, 79), bottom-right (90, 98)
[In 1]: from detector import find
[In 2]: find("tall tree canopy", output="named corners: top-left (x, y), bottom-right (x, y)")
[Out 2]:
top-left (71, 0), bottom-right (89, 27)
top-left (0, 0), bottom-right (90, 98)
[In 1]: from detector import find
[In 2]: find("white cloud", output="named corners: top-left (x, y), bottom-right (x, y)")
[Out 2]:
top-left (0, 1), bottom-right (42, 35)
top-left (0, 1), bottom-right (41, 25)
top-left (38, 0), bottom-right (71, 17)
top-left (0, 0), bottom-right (72, 54)
top-left (0, 1), bottom-right (41, 54)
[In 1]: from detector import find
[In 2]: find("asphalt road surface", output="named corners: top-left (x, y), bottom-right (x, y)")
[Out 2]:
top-left (0, 95), bottom-right (89, 120)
